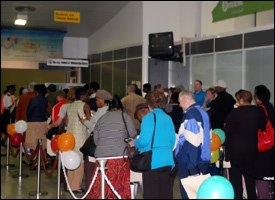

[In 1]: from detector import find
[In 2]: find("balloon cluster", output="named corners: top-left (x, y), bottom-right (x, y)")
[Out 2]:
top-left (7, 121), bottom-right (27, 147)
top-left (197, 175), bottom-right (234, 199)
top-left (51, 132), bottom-right (80, 170)
top-left (210, 129), bottom-right (225, 163)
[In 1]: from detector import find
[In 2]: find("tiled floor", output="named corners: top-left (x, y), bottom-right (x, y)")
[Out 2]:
top-left (1, 148), bottom-right (181, 199)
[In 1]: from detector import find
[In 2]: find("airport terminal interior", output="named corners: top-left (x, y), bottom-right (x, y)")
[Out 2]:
top-left (1, 1), bottom-right (274, 199)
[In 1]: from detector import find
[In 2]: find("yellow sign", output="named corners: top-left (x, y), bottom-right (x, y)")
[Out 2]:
top-left (54, 10), bottom-right (80, 23)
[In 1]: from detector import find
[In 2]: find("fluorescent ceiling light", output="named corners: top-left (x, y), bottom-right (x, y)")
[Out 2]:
top-left (14, 14), bottom-right (27, 26)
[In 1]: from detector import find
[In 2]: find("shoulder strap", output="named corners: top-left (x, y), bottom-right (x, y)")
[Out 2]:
top-left (122, 111), bottom-right (130, 138)
top-left (259, 104), bottom-right (268, 117)
top-left (123, 111), bottom-right (156, 148)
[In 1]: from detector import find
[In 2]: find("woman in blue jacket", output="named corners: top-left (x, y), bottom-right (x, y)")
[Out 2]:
top-left (129, 90), bottom-right (176, 199)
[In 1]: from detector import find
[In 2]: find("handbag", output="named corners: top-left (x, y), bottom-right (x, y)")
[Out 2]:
top-left (79, 133), bottom-right (96, 157)
top-left (180, 167), bottom-right (211, 199)
top-left (257, 104), bottom-right (274, 152)
top-left (130, 113), bottom-right (156, 173)
top-left (46, 127), bottom-right (60, 140)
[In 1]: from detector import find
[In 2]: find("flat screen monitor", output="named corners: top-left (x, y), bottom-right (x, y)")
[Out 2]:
top-left (149, 31), bottom-right (174, 58)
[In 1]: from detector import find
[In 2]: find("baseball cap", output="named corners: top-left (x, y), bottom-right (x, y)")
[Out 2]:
top-left (96, 90), bottom-right (113, 100)
top-left (215, 80), bottom-right (227, 88)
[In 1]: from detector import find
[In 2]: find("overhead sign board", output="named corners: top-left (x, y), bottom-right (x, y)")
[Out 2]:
top-left (47, 59), bottom-right (88, 68)
top-left (212, 1), bottom-right (274, 22)
top-left (54, 10), bottom-right (80, 23)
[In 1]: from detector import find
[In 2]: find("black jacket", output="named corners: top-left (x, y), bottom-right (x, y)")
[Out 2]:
top-left (209, 90), bottom-right (236, 129)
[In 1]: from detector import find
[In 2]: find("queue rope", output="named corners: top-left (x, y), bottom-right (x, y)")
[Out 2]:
top-left (60, 153), bottom-right (99, 199)
top-left (20, 137), bottom-right (58, 177)
top-left (60, 154), bottom-right (121, 199)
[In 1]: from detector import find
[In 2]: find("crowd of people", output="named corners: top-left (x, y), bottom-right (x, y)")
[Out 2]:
top-left (0, 80), bottom-right (273, 199)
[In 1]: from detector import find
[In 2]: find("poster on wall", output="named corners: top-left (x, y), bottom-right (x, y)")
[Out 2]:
top-left (1, 28), bottom-right (65, 62)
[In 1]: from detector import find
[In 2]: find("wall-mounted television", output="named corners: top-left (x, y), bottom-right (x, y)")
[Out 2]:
top-left (149, 31), bottom-right (174, 58)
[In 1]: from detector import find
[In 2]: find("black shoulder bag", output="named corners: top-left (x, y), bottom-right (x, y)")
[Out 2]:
top-left (79, 132), bottom-right (96, 157)
top-left (130, 112), bottom-right (156, 173)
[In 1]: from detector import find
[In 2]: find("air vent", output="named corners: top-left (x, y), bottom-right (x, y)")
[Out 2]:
top-left (15, 6), bottom-right (36, 12)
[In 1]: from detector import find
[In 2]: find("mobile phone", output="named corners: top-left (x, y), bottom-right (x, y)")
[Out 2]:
top-left (124, 138), bottom-right (133, 143)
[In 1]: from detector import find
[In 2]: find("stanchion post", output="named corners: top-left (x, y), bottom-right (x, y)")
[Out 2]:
top-left (57, 152), bottom-right (61, 199)
top-left (98, 159), bottom-right (107, 199)
top-left (6, 137), bottom-right (10, 170)
top-left (2, 137), bottom-right (16, 170)
top-left (19, 142), bottom-right (22, 178)
top-left (219, 146), bottom-right (224, 175)
top-left (29, 139), bottom-right (48, 198)
top-left (36, 139), bottom-right (42, 199)
top-left (12, 141), bottom-right (29, 179)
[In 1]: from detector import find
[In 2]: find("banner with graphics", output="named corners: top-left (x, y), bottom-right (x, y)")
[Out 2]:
top-left (1, 28), bottom-right (65, 61)
top-left (212, 1), bottom-right (274, 22)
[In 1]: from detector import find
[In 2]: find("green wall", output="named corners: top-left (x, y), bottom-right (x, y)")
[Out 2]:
top-left (1, 69), bottom-right (67, 96)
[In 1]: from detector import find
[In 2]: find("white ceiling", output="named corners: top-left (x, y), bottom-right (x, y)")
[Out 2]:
top-left (1, 1), bottom-right (130, 37)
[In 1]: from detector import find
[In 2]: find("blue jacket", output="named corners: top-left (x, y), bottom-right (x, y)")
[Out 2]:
top-left (194, 90), bottom-right (206, 107)
top-left (134, 108), bottom-right (176, 170)
top-left (175, 104), bottom-right (211, 169)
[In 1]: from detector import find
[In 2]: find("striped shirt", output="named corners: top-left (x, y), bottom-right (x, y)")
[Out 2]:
top-left (93, 110), bottom-right (137, 158)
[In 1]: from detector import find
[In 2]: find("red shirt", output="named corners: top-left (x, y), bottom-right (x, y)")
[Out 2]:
top-left (16, 92), bottom-right (36, 121)
top-left (52, 98), bottom-right (67, 122)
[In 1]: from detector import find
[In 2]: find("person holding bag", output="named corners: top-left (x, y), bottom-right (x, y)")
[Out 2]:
top-left (224, 90), bottom-right (266, 199)
top-left (254, 85), bottom-right (274, 199)
top-left (128, 90), bottom-right (176, 199)
top-left (86, 95), bottom-right (136, 199)
top-left (175, 90), bottom-right (211, 199)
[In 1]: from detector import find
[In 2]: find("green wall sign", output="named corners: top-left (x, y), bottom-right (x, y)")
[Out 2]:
top-left (212, 1), bottom-right (274, 22)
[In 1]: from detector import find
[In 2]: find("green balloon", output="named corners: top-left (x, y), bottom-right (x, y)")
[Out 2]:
top-left (210, 149), bottom-right (220, 163)
top-left (197, 176), bottom-right (234, 199)
top-left (213, 128), bottom-right (226, 144)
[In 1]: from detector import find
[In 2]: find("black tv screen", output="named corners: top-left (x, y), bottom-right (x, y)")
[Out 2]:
top-left (149, 31), bottom-right (174, 58)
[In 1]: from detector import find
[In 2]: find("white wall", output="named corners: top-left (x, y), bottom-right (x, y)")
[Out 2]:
top-left (256, 9), bottom-right (274, 26)
top-left (86, 1), bottom-right (274, 84)
top-left (88, 1), bottom-right (143, 54)
top-left (142, 1), bottom-right (201, 83)
top-left (63, 37), bottom-right (88, 59)
top-left (201, 1), bottom-right (274, 37)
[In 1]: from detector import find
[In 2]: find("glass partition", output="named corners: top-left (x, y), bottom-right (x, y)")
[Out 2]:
top-left (246, 47), bottom-right (274, 104)
top-left (113, 61), bottom-right (126, 98)
top-left (216, 51), bottom-right (242, 97)
top-left (192, 54), bottom-right (214, 91)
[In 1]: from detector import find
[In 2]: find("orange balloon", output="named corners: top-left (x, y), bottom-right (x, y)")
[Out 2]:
top-left (57, 132), bottom-right (75, 152)
top-left (211, 132), bottom-right (222, 151)
top-left (7, 124), bottom-right (16, 136)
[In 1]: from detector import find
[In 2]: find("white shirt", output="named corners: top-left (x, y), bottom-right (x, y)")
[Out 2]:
top-left (83, 105), bottom-right (108, 133)
top-left (58, 103), bottom-right (69, 119)
top-left (3, 94), bottom-right (13, 108)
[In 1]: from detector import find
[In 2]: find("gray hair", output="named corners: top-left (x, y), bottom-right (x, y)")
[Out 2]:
top-left (178, 90), bottom-right (195, 101)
